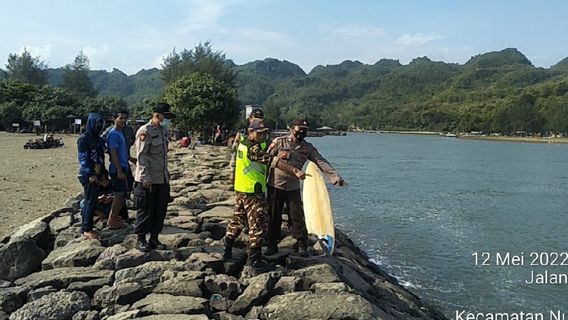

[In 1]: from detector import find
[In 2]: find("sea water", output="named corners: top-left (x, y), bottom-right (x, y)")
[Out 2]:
top-left (310, 133), bottom-right (568, 316)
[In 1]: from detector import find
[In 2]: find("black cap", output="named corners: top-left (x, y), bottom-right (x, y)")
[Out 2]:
top-left (248, 119), bottom-right (269, 132)
top-left (291, 118), bottom-right (310, 129)
top-left (153, 103), bottom-right (176, 119)
top-left (250, 108), bottom-right (264, 119)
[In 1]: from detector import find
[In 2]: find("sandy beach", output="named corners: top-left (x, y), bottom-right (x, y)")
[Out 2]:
top-left (0, 132), bottom-right (82, 239)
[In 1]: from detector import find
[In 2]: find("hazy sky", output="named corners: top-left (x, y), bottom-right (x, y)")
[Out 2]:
top-left (1, 0), bottom-right (566, 74)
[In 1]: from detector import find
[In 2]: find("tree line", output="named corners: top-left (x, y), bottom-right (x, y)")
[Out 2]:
top-left (2, 45), bottom-right (568, 135)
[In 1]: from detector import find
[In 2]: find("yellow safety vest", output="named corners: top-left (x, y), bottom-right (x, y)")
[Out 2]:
top-left (234, 139), bottom-right (268, 193)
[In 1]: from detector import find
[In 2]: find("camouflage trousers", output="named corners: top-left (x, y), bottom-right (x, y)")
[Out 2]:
top-left (225, 193), bottom-right (267, 249)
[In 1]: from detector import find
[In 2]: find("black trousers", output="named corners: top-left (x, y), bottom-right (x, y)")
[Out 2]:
top-left (268, 186), bottom-right (308, 243)
top-left (134, 182), bottom-right (170, 237)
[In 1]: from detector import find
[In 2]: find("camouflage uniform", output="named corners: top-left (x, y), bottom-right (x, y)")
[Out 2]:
top-left (225, 140), bottom-right (274, 249)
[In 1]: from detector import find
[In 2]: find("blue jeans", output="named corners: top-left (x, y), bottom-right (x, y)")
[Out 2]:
top-left (79, 175), bottom-right (99, 233)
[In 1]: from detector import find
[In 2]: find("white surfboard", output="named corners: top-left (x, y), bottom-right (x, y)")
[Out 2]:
top-left (302, 161), bottom-right (335, 255)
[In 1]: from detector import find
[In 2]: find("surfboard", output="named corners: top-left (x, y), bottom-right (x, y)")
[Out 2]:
top-left (302, 161), bottom-right (335, 255)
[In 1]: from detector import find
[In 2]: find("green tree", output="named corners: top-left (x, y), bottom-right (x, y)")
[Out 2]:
top-left (164, 73), bottom-right (239, 133)
top-left (5, 49), bottom-right (48, 86)
top-left (62, 51), bottom-right (98, 98)
top-left (161, 41), bottom-right (235, 85)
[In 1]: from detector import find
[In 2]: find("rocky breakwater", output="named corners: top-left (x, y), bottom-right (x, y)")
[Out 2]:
top-left (0, 145), bottom-right (448, 320)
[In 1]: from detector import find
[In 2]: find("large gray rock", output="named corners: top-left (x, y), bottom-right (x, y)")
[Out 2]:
top-left (72, 310), bottom-right (100, 320)
top-left (98, 226), bottom-right (135, 247)
top-left (130, 293), bottom-right (208, 315)
top-left (187, 252), bottom-right (225, 274)
top-left (310, 282), bottom-right (349, 294)
top-left (228, 272), bottom-right (281, 315)
top-left (200, 219), bottom-right (228, 240)
top-left (114, 249), bottom-right (178, 270)
top-left (273, 276), bottom-right (303, 295)
top-left (114, 261), bottom-right (191, 289)
top-left (54, 227), bottom-right (81, 249)
top-left (49, 215), bottom-right (72, 234)
top-left (0, 238), bottom-right (46, 281)
top-left (157, 233), bottom-right (199, 249)
top-left (93, 282), bottom-right (149, 308)
top-left (42, 239), bottom-right (105, 269)
top-left (9, 290), bottom-right (90, 320)
top-left (67, 277), bottom-right (113, 297)
top-left (96, 244), bottom-right (129, 266)
top-left (9, 217), bottom-right (51, 250)
top-left (260, 292), bottom-right (382, 320)
top-left (197, 206), bottom-right (234, 222)
top-left (153, 279), bottom-right (204, 297)
top-left (134, 315), bottom-right (209, 320)
top-left (0, 286), bottom-right (27, 313)
top-left (15, 267), bottom-right (114, 290)
top-left (204, 274), bottom-right (241, 299)
top-left (289, 263), bottom-right (341, 290)
top-left (26, 285), bottom-right (57, 301)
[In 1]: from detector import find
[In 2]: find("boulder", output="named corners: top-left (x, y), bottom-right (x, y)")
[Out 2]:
top-left (9, 217), bottom-right (51, 250)
top-left (9, 290), bottom-right (91, 320)
top-left (289, 263), bottom-right (341, 290)
top-left (0, 238), bottom-right (46, 281)
top-left (157, 233), bottom-right (199, 249)
top-left (97, 244), bottom-right (129, 264)
top-left (0, 280), bottom-right (12, 288)
top-left (42, 239), bottom-right (105, 269)
top-left (98, 225), bottom-right (135, 247)
top-left (14, 267), bottom-right (114, 290)
top-left (273, 276), bottom-right (303, 295)
top-left (26, 285), bottom-right (57, 301)
top-left (114, 261), bottom-right (191, 289)
top-left (104, 310), bottom-right (141, 320)
top-left (153, 279), bottom-right (204, 297)
top-left (134, 315), bottom-right (209, 320)
top-left (228, 272), bottom-right (281, 315)
top-left (72, 310), bottom-right (100, 320)
top-left (200, 219), bottom-right (228, 240)
top-left (197, 206), bottom-right (234, 222)
top-left (67, 277), bottom-right (113, 297)
top-left (260, 292), bottom-right (382, 320)
top-left (187, 252), bottom-right (225, 274)
top-left (93, 282), bottom-right (149, 308)
top-left (0, 286), bottom-right (27, 313)
top-left (212, 311), bottom-right (244, 320)
top-left (53, 227), bottom-right (81, 249)
top-left (204, 274), bottom-right (241, 300)
top-left (49, 215), bottom-right (71, 235)
top-left (130, 293), bottom-right (208, 315)
top-left (310, 282), bottom-right (349, 294)
top-left (175, 246), bottom-right (203, 260)
top-left (114, 249), bottom-right (178, 270)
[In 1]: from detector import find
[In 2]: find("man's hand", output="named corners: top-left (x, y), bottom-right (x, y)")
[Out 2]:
top-left (277, 150), bottom-right (290, 160)
top-left (117, 171), bottom-right (127, 181)
top-left (293, 168), bottom-right (306, 180)
top-left (88, 176), bottom-right (98, 184)
top-left (143, 181), bottom-right (152, 189)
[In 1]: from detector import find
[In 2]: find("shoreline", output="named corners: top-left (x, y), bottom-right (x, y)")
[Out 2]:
top-left (357, 130), bottom-right (568, 144)
top-left (0, 145), bottom-right (448, 319)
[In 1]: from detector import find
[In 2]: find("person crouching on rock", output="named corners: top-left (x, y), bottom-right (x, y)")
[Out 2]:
top-left (77, 112), bottom-right (107, 240)
top-left (223, 119), bottom-right (306, 276)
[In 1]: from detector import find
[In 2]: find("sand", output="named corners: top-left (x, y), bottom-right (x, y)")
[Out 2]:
top-left (0, 132), bottom-right (82, 239)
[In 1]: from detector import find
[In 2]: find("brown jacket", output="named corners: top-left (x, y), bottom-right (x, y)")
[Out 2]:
top-left (268, 134), bottom-right (342, 191)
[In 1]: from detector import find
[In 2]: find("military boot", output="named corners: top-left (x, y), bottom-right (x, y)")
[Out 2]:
top-left (223, 237), bottom-right (235, 261)
top-left (297, 237), bottom-right (309, 257)
top-left (264, 241), bottom-right (279, 256)
top-left (249, 248), bottom-right (274, 276)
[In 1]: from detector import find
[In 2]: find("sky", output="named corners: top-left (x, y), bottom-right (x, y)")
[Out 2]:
top-left (1, 0), bottom-right (567, 75)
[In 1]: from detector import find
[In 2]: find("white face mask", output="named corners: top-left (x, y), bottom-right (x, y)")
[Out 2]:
top-left (161, 118), bottom-right (172, 128)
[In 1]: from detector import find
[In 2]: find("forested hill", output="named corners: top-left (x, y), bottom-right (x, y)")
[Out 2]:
top-left (45, 48), bottom-right (568, 133)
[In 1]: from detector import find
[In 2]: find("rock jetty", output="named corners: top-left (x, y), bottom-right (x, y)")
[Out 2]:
top-left (0, 145), bottom-right (448, 320)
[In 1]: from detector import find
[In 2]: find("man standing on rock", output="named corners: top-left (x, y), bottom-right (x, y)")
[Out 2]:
top-left (266, 118), bottom-right (346, 257)
top-left (77, 112), bottom-right (107, 240)
top-left (133, 103), bottom-right (175, 252)
top-left (106, 110), bottom-right (130, 229)
top-left (223, 119), bottom-right (306, 275)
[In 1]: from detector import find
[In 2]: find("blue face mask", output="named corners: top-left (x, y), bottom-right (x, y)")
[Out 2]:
top-left (161, 118), bottom-right (171, 128)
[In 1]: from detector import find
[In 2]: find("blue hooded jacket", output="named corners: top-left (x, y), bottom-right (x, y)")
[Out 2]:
top-left (77, 113), bottom-right (107, 178)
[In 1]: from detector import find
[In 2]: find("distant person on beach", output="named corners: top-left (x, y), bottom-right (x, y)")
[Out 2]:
top-left (106, 110), bottom-right (130, 229)
top-left (133, 103), bottom-right (175, 252)
top-left (223, 118), bottom-right (306, 275)
top-left (77, 112), bottom-right (107, 240)
top-left (266, 118), bottom-right (346, 257)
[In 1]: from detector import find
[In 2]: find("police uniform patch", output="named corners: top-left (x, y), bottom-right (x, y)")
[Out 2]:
top-left (140, 133), bottom-right (147, 141)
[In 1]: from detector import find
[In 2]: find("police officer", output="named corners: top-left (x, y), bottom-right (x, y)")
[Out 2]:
top-left (267, 118), bottom-right (346, 256)
top-left (223, 119), bottom-right (306, 275)
top-left (133, 103), bottom-right (175, 252)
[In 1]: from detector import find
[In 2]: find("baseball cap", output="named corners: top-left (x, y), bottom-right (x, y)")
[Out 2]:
top-left (248, 119), bottom-right (269, 132)
top-left (250, 108), bottom-right (264, 119)
top-left (291, 118), bottom-right (310, 129)
top-left (153, 103), bottom-right (176, 119)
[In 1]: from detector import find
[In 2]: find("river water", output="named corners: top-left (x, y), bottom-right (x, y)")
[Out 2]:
top-left (309, 133), bottom-right (568, 316)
